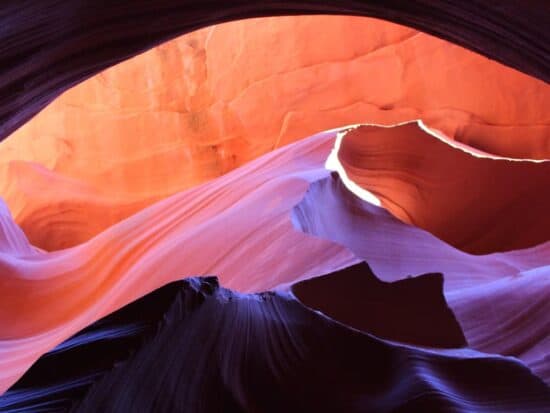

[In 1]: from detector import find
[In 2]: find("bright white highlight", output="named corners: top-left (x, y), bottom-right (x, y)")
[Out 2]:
top-left (324, 124), bottom-right (381, 207)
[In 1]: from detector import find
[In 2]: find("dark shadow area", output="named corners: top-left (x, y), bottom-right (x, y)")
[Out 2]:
top-left (2, 275), bottom-right (549, 412)
top-left (292, 262), bottom-right (467, 348)
top-left (0, 280), bottom-right (188, 412)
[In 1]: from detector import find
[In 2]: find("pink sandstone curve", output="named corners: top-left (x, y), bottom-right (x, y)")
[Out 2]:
top-left (0, 128), bottom-right (356, 394)
top-left (0, 123), bottom-right (549, 393)
top-left (291, 140), bottom-right (550, 382)
top-left (0, 15), bottom-right (548, 251)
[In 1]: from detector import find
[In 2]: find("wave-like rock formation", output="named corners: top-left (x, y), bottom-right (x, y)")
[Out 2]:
top-left (2, 275), bottom-right (549, 412)
top-left (292, 168), bottom-right (550, 384)
top-left (335, 124), bottom-right (550, 254)
top-left (0, 8), bottom-right (549, 410)
top-left (0, 128), bottom-right (355, 393)
top-left (1, 122), bottom-right (549, 400)
top-left (1, 15), bottom-right (548, 251)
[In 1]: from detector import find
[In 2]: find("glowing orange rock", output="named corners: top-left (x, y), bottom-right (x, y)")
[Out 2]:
top-left (0, 15), bottom-right (548, 251)
top-left (336, 123), bottom-right (550, 254)
top-left (0, 129), bottom-right (357, 393)
top-left (0, 124), bottom-right (548, 393)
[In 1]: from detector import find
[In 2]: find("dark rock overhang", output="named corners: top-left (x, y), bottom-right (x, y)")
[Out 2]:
top-left (0, 0), bottom-right (548, 143)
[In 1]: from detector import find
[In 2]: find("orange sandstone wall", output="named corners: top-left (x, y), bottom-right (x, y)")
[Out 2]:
top-left (0, 15), bottom-right (548, 250)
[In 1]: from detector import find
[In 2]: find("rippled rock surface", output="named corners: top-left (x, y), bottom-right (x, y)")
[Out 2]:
top-left (3, 275), bottom-right (549, 412)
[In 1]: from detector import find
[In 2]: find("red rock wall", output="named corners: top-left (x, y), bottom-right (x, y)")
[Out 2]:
top-left (1, 16), bottom-right (548, 251)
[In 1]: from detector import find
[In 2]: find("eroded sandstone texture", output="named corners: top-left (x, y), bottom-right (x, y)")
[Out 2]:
top-left (0, 16), bottom-right (548, 250)
top-left (0, 10), bottom-right (549, 413)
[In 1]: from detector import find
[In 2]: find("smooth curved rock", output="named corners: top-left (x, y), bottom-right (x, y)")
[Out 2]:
top-left (1, 124), bottom-right (549, 394)
top-left (2, 276), bottom-right (549, 412)
top-left (291, 171), bottom-right (550, 383)
top-left (0, 6), bottom-right (548, 410)
top-left (0, 128), bottom-right (356, 394)
top-left (336, 123), bottom-right (550, 254)
top-left (1, 16), bottom-right (548, 251)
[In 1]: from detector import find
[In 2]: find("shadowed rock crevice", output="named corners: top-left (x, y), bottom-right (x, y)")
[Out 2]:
top-left (291, 171), bottom-right (550, 384)
top-left (2, 276), bottom-right (549, 412)
top-left (291, 262), bottom-right (467, 348)
top-left (335, 123), bottom-right (550, 254)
